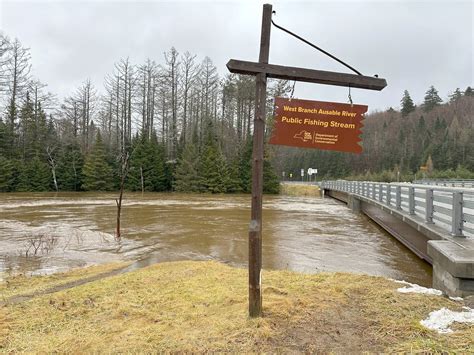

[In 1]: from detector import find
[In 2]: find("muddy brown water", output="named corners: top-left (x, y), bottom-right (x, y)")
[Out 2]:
top-left (0, 192), bottom-right (432, 286)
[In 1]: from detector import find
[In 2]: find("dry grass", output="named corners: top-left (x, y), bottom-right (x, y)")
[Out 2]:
top-left (0, 261), bottom-right (472, 352)
top-left (0, 262), bottom-right (128, 300)
top-left (280, 183), bottom-right (320, 197)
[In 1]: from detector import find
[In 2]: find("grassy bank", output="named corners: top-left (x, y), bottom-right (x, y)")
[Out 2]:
top-left (1, 261), bottom-right (472, 352)
top-left (280, 183), bottom-right (320, 197)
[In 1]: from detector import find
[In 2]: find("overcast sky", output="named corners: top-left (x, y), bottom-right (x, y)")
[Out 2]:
top-left (0, 0), bottom-right (472, 111)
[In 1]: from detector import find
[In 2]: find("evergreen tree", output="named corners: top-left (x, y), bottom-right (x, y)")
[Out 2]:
top-left (17, 155), bottom-right (51, 191)
top-left (173, 142), bottom-right (201, 192)
top-left (127, 134), bottom-right (167, 192)
top-left (82, 131), bottom-right (113, 191)
top-left (0, 155), bottom-right (16, 191)
top-left (149, 134), bottom-right (168, 191)
top-left (238, 139), bottom-right (253, 193)
top-left (0, 119), bottom-right (7, 156)
top-left (127, 136), bottom-right (148, 191)
top-left (423, 86), bottom-right (443, 112)
top-left (464, 129), bottom-right (474, 170)
top-left (198, 143), bottom-right (229, 193)
top-left (236, 139), bottom-right (279, 194)
top-left (464, 86), bottom-right (473, 96)
top-left (449, 88), bottom-right (462, 103)
top-left (263, 152), bottom-right (280, 194)
top-left (400, 90), bottom-right (415, 116)
top-left (18, 94), bottom-right (36, 160)
top-left (56, 143), bottom-right (84, 191)
top-left (226, 156), bottom-right (243, 193)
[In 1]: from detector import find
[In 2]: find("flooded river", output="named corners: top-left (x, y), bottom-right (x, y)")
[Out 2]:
top-left (0, 192), bottom-right (431, 285)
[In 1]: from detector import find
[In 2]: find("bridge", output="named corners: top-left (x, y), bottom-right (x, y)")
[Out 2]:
top-left (320, 180), bottom-right (474, 297)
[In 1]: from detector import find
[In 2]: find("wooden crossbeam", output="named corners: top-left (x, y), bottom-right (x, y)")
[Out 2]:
top-left (227, 59), bottom-right (387, 91)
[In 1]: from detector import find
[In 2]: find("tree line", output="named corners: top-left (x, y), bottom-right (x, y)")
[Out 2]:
top-left (0, 34), bottom-right (285, 193)
top-left (1, 33), bottom-right (472, 191)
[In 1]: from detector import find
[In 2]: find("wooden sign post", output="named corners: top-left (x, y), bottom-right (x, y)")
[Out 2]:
top-left (227, 3), bottom-right (387, 317)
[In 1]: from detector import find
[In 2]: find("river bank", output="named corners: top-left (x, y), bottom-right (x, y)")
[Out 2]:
top-left (1, 260), bottom-right (472, 352)
top-left (280, 182), bottom-right (320, 196)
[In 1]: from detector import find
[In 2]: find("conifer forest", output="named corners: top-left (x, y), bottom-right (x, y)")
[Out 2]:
top-left (0, 34), bottom-right (473, 193)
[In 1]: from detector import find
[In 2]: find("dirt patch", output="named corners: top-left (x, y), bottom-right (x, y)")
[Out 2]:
top-left (268, 302), bottom-right (382, 352)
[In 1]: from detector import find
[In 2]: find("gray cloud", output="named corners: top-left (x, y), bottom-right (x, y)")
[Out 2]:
top-left (1, 0), bottom-right (472, 111)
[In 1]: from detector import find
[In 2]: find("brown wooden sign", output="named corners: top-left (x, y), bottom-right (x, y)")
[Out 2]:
top-left (269, 97), bottom-right (368, 153)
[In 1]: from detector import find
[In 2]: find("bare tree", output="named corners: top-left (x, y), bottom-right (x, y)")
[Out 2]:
top-left (115, 151), bottom-right (130, 240)
top-left (4, 38), bottom-right (31, 153)
top-left (74, 79), bottom-right (97, 152)
top-left (46, 146), bottom-right (59, 192)
top-left (104, 58), bottom-right (137, 153)
top-left (58, 96), bottom-right (80, 140)
top-left (163, 47), bottom-right (180, 158)
top-left (156, 72), bottom-right (170, 147)
top-left (0, 34), bottom-right (10, 96)
top-left (179, 51), bottom-right (198, 145)
top-left (28, 79), bottom-right (56, 116)
top-left (199, 56), bottom-right (218, 120)
top-left (137, 59), bottom-right (158, 139)
top-left (23, 234), bottom-right (58, 257)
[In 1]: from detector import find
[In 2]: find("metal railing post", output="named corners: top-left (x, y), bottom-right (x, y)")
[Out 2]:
top-left (378, 184), bottom-right (383, 202)
top-left (371, 183), bottom-right (376, 200)
top-left (396, 186), bottom-right (402, 210)
top-left (387, 185), bottom-right (392, 205)
top-left (452, 191), bottom-right (463, 237)
top-left (425, 189), bottom-right (434, 224)
top-left (408, 186), bottom-right (415, 215)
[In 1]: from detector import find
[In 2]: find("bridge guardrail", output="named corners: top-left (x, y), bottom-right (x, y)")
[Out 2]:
top-left (413, 179), bottom-right (474, 188)
top-left (321, 180), bottom-right (474, 238)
